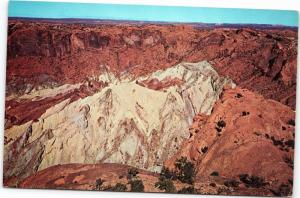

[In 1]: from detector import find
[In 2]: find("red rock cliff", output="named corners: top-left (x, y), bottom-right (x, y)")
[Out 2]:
top-left (6, 20), bottom-right (298, 108)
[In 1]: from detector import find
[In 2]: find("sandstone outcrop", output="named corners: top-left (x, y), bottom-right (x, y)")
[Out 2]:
top-left (5, 80), bottom-right (106, 128)
top-left (165, 86), bottom-right (295, 195)
top-left (7, 20), bottom-right (298, 108)
top-left (17, 162), bottom-right (279, 196)
top-left (4, 61), bottom-right (233, 185)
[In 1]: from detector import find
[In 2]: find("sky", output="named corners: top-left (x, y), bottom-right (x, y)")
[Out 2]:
top-left (8, 0), bottom-right (299, 26)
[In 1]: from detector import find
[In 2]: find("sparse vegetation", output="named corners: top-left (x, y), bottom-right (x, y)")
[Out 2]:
top-left (265, 134), bottom-right (270, 139)
top-left (126, 167), bottom-right (144, 192)
top-left (155, 157), bottom-right (196, 193)
top-left (217, 120), bottom-right (226, 128)
top-left (174, 157), bottom-right (196, 184)
top-left (216, 120), bottom-right (226, 134)
top-left (95, 179), bottom-right (127, 192)
top-left (287, 119), bottom-right (295, 126)
top-left (177, 186), bottom-right (196, 194)
top-left (201, 146), bottom-right (208, 153)
top-left (283, 156), bottom-right (294, 169)
top-left (127, 167), bottom-right (139, 180)
top-left (95, 178), bottom-right (104, 190)
top-left (160, 166), bottom-right (177, 180)
top-left (224, 179), bottom-right (240, 188)
top-left (242, 111), bottom-right (250, 116)
top-left (270, 136), bottom-right (284, 147)
top-left (155, 178), bottom-right (176, 193)
top-left (239, 174), bottom-right (267, 188)
top-left (104, 183), bottom-right (127, 192)
top-left (210, 171), bottom-right (219, 177)
top-left (235, 93), bottom-right (243, 98)
top-left (284, 139), bottom-right (294, 149)
top-left (267, 135), bottom-right (294, 152)
top-left (129, 179), bottom-right (144, 192)
top-left (216, 127), bottom-right (222, 133)
top-left (270, 184), bottom-right (292, 196)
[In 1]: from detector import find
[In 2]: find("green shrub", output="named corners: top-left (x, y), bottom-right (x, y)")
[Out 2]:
top-left (177, 186), bottom-right (196, 194)
top-left (175, 157), bottom-right (196, 184)
top-left (216, 120), bottom-right (226, 134)
top-left (217, 120), bottom-right (226, 128)
top-left (155, 178), bottom-right (176, 193)
top-left (224, 179), bottom-right (239, 188)
top-left (201, 146), bottom-right (208, 153)
top-left (129, 179), bottom-right (144, 192)
top-left (127, 167), bottom-right (139, 180)
top-left (236, 93), bottom-right (243, 98)
top-left (95, 178), bottom-right (104, 190)
top-left (239, 174), bottom-right (267, 188)
top-left (285, 140), bottom-right (295, 149)
top-left (287, 119), bottom-right (295, 126)
top-left (270, 184), bottom-right (292, 196)
top-left (160, 166), bottom-right (177, 180)
top-left (210, 171), bottom-right (219, 176)
top-left (105, 183), bottom-right (127, 192)
top-left (283, 156), bottom-right (294, 169)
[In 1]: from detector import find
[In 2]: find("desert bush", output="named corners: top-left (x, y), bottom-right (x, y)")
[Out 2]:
top-left (270, 184), bottom-right (292, 196)
top-left (210, 171), bottom-right (219, 177)
top-left (95, 178), bottom-right (104, 190)
top-left (235, 93), bottom-right (243, 98)
top-left (239, 174), bottom-right (267, 188)
top-left (285, 139), bottom-right (294, 149)
top-left (201, 146), bottom-right (208, 153)
top-left (283, 156), bottom-right (294, 169)
top-left (224, 179), bottom-right (240, 188)
top-left (242, 111), bottom-right (250, 116)
top-left (217, 120), bottom-right (226, 128)
top-left (177, 186), bottom-right (196, 194)
top-left (216, 120), bottom-right (226, 134)
top-left (160, 166), bottom-right (177, 180)
top-left (155, 178), bottom-right (176, 193)
top-left (127, 167), bottom-right (139, 180)
top-left (287, 119), bottom-right (295, 126)
top-left (174, 157), bottom-right (196, 184)
top-left (129, 179), bottom-right (144, 192)
top-left (105, 183), bottom-right (127, 192)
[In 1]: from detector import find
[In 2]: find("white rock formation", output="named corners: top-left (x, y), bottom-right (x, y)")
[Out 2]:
top-left (4, 61), bottom-right (234, 179)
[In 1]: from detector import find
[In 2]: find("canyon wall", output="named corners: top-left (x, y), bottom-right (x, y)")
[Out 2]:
top-left (7, 20), bottom-right (298, 108)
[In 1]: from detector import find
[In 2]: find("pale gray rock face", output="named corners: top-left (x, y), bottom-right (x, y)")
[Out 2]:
top-left (4, 61), bottom-right (234, 181)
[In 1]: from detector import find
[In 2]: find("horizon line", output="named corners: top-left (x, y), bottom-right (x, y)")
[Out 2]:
top-left (8, 1), bottom-right (299, 27)
top-left (8, 16), bottom-right (299, 28)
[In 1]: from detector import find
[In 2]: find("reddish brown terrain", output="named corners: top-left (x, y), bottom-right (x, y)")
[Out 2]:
top-left (15, 86), bottom-right (295, 196)
top-left (4, 18), bottom-right (297, 197)
top-left (7, 20), bottom-right (297, 108)
top-left (18, 163), bottom-right (275, 196)
top-left (165, 86), bottom-right (295, 195)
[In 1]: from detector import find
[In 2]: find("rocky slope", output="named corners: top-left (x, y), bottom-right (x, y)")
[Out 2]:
top-left (17, 163), bottom-right (274, 196)
top-left (165, 86), bottom-right (295, 195)
top-left (6, 19), bottom-right (298, 108)
top-left (4, 61), bottom-right (233, 185)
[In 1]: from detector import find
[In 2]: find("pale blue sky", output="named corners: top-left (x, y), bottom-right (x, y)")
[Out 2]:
top-left (8, 0), bottom-right (299, 26)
